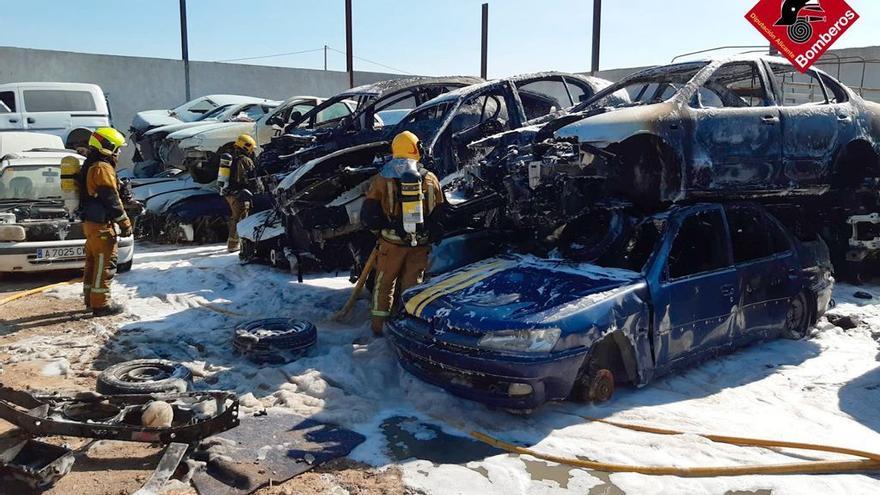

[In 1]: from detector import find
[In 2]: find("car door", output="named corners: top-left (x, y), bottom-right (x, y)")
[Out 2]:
top-left (649, 206), bottom-right (738, 368)
top-left (0, 88), bottom-right (24, 130)
top-left (766, 62), bottom-right (842, 187)
top-left (689, 61), bottom-right (783, 193)
top-left (724, 205), bottom-right (797, 345)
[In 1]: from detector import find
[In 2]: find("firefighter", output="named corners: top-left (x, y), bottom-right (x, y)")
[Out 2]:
top-left (360, 131), bottom-right (446, 336)
top-left (80, 127), bottom-right (132, 316)
top-left (224, 134), bottom-right (257, 252)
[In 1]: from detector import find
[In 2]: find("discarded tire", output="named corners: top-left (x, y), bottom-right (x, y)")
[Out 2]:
top-left (96, 359), bottom-right (192, 395)
top-left (232, 318), bottom-right (317, 364)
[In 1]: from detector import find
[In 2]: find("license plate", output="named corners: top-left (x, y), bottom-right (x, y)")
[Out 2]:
top-left (35, 246), bottom-right (85, 260)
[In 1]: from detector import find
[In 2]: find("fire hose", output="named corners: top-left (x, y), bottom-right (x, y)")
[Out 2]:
top-left (469, 416), bottom-right (880, 477)
top-left (0, 279), bottom-right (79, 307)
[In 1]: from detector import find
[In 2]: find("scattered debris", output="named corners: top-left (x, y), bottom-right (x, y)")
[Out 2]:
top-left (0, 439), bottom-right (75, 491)
top-left (826, 313), bottom-right (863, 329)
top-left (191, 412), bottom-right (364, 495)
top-left (0, 386), bottom-right (240, 491)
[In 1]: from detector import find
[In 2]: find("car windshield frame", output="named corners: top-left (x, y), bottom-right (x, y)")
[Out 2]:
top-left (393, 100), bottom-right (457, 147)
top-left (195, 104), bottom-right (234, 121)
top-left (572, 61), bottom-right (709, 111)
top-left (559, 210), bottom-right (668, 274)
top-left (290, 92), bottom-right (366, 129)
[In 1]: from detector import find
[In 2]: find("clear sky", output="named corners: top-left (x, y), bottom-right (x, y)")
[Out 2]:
top-left (1, 0), bottom-right (878, 78)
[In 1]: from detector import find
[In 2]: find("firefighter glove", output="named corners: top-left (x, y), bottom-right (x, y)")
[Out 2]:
top-left (118, 217), bottom-right (133, 237)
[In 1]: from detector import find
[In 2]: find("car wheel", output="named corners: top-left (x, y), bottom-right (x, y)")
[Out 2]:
top-left (117, 259), bottom-right (133, 273)
top-left (782, 292), bottom-right (810, 340)
top-left (269, 248), bottom-right (288, 269)
top-left (239, 238), bottom-right (255, 263)
top-left (96, 359), bottom-right (191, 395)
top-left (232, 318), bottom-right (317, 364)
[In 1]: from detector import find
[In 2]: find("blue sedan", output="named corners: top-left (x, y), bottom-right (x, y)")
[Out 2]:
top-left (387, 203), bottom-right (834, 411)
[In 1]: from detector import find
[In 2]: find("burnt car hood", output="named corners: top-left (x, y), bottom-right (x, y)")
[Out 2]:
top-left (554, 102), bottom-right (676, 145)
top-left (404, 255), bottom-right (642, 333)
top-left (132, 111), bottom-right (184, 134)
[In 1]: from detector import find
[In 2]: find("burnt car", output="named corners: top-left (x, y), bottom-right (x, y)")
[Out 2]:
top-left (258, 76), bottom-right (483, 175)
top-left (387, 202), bottom-right (834, 411)
top-left (540, 55), bottom-right (880, 205)
top-left (248, 73), bottom-right (615, 272)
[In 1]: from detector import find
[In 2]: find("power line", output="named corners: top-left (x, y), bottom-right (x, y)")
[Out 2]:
top-left (327, 46), bottom-right (414, 75)
top-left (214, 46), bottom-right (414, 75)
top-left (216, 48), bottom-right (325, 63)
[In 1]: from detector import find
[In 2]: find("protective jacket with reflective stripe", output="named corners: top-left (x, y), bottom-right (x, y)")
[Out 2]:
top-left (80, 157), bottom-right (127, 224)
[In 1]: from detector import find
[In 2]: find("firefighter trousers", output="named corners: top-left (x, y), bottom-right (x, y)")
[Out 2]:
top-left (225, 195), bottom-right (250, 251)
top-left (83, 222), bottom-right (118, 309)
top-left (371, 238), bottom-right (430, 335)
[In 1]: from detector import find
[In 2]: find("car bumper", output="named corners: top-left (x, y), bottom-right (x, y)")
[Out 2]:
top-left (0, 236), bottom-right (134, 273)
top-left (386, 316), bottom-right (586, 410)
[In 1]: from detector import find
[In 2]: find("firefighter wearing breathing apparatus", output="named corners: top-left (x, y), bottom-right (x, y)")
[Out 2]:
top-left (78, 127), bottom-right (131, 316)
top-left (360, 131), bottom-right (446, 336)
top-left (220, 134), bottom-right (256, 252)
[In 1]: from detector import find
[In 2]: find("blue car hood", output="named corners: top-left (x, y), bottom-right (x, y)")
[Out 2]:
top-left (404, 255), bottom-right (642, 332)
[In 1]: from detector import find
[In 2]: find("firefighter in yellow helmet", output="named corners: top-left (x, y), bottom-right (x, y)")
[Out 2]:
top-left (223, 134), bottom-right (256, 252)
top-left (80, 127), bottom-right (132, 316)
top-left (360, 131), bottom-right (446, 336)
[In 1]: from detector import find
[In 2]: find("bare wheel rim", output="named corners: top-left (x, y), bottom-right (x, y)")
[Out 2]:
top-left (786, 296), bottom-right (807, 335)
top-left (589, 369), bottom-right (614, 402)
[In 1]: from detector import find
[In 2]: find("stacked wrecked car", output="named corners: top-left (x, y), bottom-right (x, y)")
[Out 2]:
top-left (243, 72), bottom-right (616, 274)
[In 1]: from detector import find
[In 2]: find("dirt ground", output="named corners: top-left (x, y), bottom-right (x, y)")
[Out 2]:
top-left (0, 288), bottom-right (409, 495)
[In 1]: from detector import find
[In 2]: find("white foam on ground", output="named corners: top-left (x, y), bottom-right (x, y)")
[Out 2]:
top-left (32, 243), bottom-right (880, 493)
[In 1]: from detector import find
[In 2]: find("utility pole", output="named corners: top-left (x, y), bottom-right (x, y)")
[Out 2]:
top-left (480, 3), bottom-right (488, 79)
top-left (345, 0), bottom-right (354, 88)
top-left (179, 0), bottom-right (191, 100)
top-left (324, 45), bottom-right (329, 71)
top-left (591, 0), bottom-right (601, 74)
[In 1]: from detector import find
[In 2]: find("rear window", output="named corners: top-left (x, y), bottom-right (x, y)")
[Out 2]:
top-left (23, 90), bottom-right (97, 112)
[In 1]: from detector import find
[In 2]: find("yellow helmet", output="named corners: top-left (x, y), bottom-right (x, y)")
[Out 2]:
top-left (391, 131), bottom-right (421, 161)
top-left (234, 134), bottom-right (257, 153)
top-left (88, 127), bottom-right (126, 156)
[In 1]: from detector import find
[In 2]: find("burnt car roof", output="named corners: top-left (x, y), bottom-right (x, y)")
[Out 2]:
top-left (343, 76), bottom-right (484, 98)
top-left (420, 72), bottom-right (604, 106)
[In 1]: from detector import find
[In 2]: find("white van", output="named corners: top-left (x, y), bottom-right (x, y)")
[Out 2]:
top-left (0, 82), bottom-right (111, 150)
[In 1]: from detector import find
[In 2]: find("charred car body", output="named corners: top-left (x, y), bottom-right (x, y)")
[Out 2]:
top-left (387, 203), bottom-right (834, 410)
top-left (548, 55), bottom-right (880, 204)
top-left (246, 73), bottom-right (615, 272)
top-left (256, 76), bottom-right (483, 176)
top-left (455, 55), bottom-right (880, 273)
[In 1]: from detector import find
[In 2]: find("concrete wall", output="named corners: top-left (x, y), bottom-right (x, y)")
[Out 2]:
top-left (0, 46), bottom-right (402, 167)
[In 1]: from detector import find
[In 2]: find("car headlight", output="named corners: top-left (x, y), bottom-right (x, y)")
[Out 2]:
top-left (0, 225), bottom-right (26, 242)
top-left (477, 328), bottom-right (561, 354)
